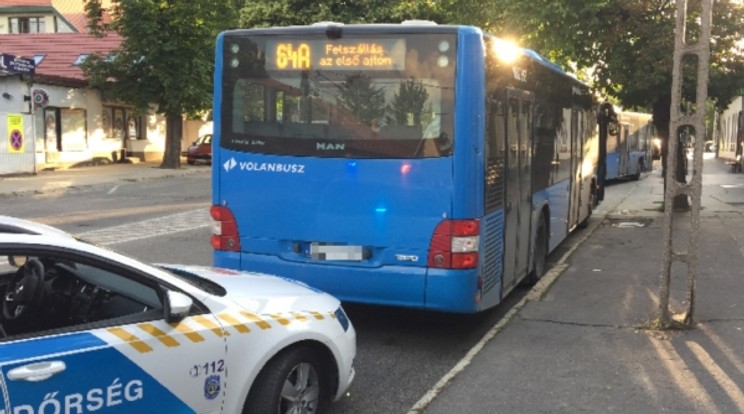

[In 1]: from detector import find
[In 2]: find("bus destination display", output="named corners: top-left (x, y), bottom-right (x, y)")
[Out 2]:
top-left (266, 39), bottom-right (405, 71)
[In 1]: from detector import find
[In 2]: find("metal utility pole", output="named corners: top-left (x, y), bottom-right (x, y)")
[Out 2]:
top-left (657, 0), bottom-right (712, 328)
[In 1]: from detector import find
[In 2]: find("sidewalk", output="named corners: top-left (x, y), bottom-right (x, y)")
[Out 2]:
top-left (418, 158), bottom-right (744, 414)
top-left (0, 161), bottom-right (210, 198)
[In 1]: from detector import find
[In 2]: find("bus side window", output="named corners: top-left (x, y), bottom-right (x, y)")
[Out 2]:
top-left (521, 101), bottom-right (532, 163)
top-left (607, 122), bottom-right (619, 153)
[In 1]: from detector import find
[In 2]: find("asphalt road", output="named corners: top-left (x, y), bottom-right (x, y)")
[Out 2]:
top-left (0, 170), bottom-right (596, 414)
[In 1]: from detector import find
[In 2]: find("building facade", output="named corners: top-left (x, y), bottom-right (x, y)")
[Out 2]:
top-left (0, 1), bottom-right (206, 175)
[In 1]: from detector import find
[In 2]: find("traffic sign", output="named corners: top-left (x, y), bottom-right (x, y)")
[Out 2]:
top-left (6, 114), bottom-right (25, 154)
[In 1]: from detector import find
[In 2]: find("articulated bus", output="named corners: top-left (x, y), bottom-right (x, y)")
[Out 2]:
top-left (210, 22), bottom-right (601, 313)
top-left (605, 111), bottom-right (655, 180)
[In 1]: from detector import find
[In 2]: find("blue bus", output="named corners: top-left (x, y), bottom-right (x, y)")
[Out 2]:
top-left (210, 22), bottom-right (600, 313)
top-left (606, 111), bottom-right (654, 180)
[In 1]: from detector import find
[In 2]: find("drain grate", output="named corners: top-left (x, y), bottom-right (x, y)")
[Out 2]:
top-left (606, 217), bottom-right (653, 228)
top-left (612, 221), bottom-right (646, 228)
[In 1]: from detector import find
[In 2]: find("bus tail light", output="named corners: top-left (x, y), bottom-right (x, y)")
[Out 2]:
top-left (428, 219), bottom-right (480, 269)
top-left (210, 205), bottom-right (241, 251)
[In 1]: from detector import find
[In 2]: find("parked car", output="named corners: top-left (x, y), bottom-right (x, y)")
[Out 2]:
top-left (186, 134), bottom-right (212, 165)
top-left (0, 215), bottom-right (355, 414)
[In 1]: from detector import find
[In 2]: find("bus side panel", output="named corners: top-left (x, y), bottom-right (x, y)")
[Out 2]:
top-left (534, 179), bottom-right (570, 253)
top-left (477, 209), bottom-right (505, 311)
top-left (451, 27), bottom-right (486, 219)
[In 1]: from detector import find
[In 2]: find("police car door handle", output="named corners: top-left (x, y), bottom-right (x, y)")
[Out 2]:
top-left (7, 361), bottom-right (66, 382)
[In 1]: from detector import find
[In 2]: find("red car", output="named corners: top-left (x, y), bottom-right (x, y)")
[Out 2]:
top-left (186, 134), bottom-right (212, 165)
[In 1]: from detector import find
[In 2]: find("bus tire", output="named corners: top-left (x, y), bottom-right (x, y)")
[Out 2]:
top-left (525, 214), bottom-right (548, 286)
top-left (242, 345), bottom-right (329, 414)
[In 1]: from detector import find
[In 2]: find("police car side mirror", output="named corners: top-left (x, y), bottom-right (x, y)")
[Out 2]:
top-left (165, 290), bottom-right (193, 323)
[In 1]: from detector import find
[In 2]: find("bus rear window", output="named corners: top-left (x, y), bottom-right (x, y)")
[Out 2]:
top-left (220, 32), bottom-right (456, 158)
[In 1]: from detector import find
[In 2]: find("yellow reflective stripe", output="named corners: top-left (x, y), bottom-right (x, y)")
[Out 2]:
top-left (270, 314), bottom-right (291, 326)
top-left (170, 321), bottom-right (206, 343)
top-left (240, 311), bottom-right (272, 329)
top-left (217, 313), bottom-right (251, 334)
top-left (293, 312), bottom-right (308, 322)
top-left (107, 327), bottom-right (153, 353)
top-left (138, 323), bottom-right (180, 348)
top-left (309, 311), bottom-right (325, 320)
top-left (192, 315), bottom-right (224, 337)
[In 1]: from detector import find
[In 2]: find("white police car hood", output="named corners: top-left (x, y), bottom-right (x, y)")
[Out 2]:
top-left (164, 265), bottom-right (339, 314)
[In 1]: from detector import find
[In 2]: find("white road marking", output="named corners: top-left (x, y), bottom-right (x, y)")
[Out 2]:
top-left (107, 185), bottom-right (121, 195)
top-left (77, 209), bottom-right (211, 246)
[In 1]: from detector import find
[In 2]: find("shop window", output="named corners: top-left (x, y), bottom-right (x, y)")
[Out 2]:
top-left (126, 113), bottom-right (146, 139)
top-left (113, 108), bottom-right (125, 139)
top-left (103, 106), bottom-right (145, 139)
top-left (43, 108), bottom-right (87, 151)
top-left (101, 108), bottom-right (112, 138)
top-left (45, 108), bottom-right (60, 152)
top-left (60, 109), bottom-right (87, 151)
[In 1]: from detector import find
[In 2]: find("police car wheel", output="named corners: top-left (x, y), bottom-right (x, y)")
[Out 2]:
top-left (243, 346), bottom-right (329, 414)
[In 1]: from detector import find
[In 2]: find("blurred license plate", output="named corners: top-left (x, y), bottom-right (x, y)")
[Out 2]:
top-left (309, 244), bottom-right (363, 261)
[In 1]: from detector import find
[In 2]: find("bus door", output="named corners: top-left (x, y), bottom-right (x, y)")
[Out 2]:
top-left (502, 89), bottom-right (534, 293)
top-left (618, 123), bottom-right (630, 175)
top-left (569, 109), bottom-right (582, 229)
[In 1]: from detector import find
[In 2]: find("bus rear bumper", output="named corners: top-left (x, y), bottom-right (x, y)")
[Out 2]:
top-left (213, 252), bottom-right (482, 313)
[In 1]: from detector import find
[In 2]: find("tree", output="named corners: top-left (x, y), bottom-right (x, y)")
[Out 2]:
top-left (237, 0), bottom-right (490, 27)
top-left (82, 0), bottom-right (238, 168)
top-left (488, 0), bottom-right (744, 208)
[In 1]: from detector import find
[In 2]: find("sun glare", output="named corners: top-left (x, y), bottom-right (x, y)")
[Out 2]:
top-left (493, 38), bottom-right (521, 64)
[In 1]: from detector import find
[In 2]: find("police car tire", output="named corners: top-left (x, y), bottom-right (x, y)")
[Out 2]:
top-left (243, 345), bottom-right (329, 414)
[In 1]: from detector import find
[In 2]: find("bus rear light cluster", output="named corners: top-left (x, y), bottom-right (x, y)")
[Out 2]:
top-left (210, 205), bottom-right (241, 252)
top-left (427, 219), bottom-right (480, 269)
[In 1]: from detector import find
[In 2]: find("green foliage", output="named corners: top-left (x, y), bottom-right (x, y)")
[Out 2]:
top-left (488, 0), bottom-right (744, 116)
top-left (237, 0), bottom-right (491, 27)
top-left (337, 74), bottom-right (387, 126)
top-left (82, 0), bottom-right (239, 167)
top-left (82, 0), bottom-right (238, 118)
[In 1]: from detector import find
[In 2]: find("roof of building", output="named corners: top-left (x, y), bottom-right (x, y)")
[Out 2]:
top-left (51, 0), bottom-right (89, 32)
top-left (0, 0), bottom-right (54, 7)
top-left (1, 32), bottom-right (122, 86)
top-left (50, 0), bottom-right (115, 32)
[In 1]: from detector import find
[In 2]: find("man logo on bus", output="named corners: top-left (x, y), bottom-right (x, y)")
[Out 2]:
top-left (317, 142), bottom-right (345, 151)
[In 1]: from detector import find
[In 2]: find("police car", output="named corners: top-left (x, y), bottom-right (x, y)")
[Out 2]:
top-left (0, 216), bottom-right (355, 414)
